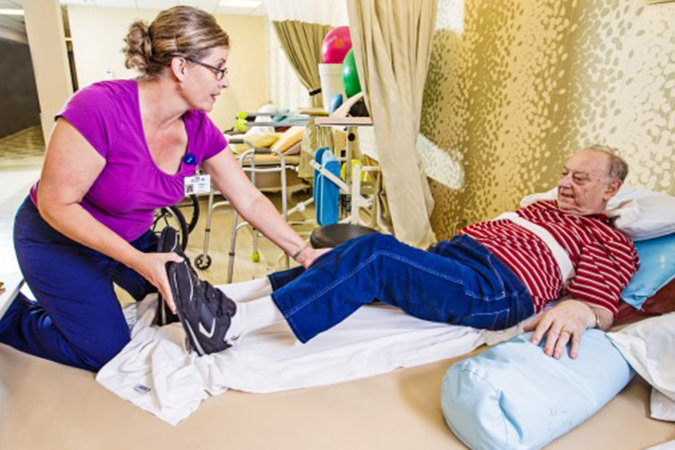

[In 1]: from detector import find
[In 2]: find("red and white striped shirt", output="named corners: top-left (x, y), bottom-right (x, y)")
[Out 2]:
top-left (461, 200), bottom-right (639, 315)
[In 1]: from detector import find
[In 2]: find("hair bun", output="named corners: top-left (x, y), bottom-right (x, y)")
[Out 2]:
top-left (123, 20), bottom-right (153, 71)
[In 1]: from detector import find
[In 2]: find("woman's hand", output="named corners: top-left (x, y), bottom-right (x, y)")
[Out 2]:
top-left (523, 299), bottom-right (596, 359)
top-left (130, 251), bottom-right (184, 313)
top-left (299, 247), bottom-right (333, 269)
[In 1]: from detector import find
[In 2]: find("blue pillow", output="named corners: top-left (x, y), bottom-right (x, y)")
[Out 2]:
top-left (621, 233), bottom-right (675, 309)
top-left (441, 331), bottom-right (633, 450)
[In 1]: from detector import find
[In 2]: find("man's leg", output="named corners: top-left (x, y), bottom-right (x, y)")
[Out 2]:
top-left (0, 199), bottom-right (132, 371)
top-left (221, 278), bottom-right (273, 302)
top-left (168, 233), bottom-right (532, 354)
top-left (268, 265), bottom-right (305, 291)
top-left (271, 233), bottom-right (533, 343)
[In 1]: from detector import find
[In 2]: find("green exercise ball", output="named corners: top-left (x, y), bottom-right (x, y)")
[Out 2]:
top-left (342, 49), bottom-right (361, 98)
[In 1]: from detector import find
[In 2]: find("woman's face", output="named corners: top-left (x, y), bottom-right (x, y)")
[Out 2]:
top-left (181, 46), bottom-right (230, 112)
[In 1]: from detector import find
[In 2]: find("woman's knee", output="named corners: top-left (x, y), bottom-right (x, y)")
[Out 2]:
top-left (75, 326), bottom-right (130, 371)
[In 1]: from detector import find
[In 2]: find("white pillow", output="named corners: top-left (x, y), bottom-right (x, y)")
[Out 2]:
top-left (607, 313), bottom-right (675, 404)
top-left (520, 185), bottom-right (675, 241)
top-left (651, 388), bottom-right (675, 422)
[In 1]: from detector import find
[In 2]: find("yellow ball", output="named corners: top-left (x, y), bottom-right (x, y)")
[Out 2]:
top-left (235, 118), bottom-right (248, 132)
top-left (251, 252), bottom-right (260, 263)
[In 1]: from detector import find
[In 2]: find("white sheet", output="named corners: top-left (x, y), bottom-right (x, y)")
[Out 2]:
top-left (97, 281), bottom-right (485, 425)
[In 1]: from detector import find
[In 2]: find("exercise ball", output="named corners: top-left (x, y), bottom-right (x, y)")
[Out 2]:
top-left (342, 49), bottom-right (362, 98)
top-left (329, 94), bottom-right (343, 114)
top-left (321, 26), bottom-right (352, 64)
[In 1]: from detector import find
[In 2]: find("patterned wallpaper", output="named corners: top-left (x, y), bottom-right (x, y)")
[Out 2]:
top-left (421, 0), bottom-right (675, 239)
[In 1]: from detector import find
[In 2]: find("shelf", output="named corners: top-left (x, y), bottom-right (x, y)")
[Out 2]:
top-left (314, 117), bottom-right (373, 127)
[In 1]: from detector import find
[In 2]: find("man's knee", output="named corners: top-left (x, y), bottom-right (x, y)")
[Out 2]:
top-left (350, 233), bottom-right (405, 260)
top-left (353, 232), bottom-right (399, 252)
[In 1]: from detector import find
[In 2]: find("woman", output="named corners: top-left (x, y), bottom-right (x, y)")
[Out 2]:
top-left (0, 6), bottom-right (327, 371)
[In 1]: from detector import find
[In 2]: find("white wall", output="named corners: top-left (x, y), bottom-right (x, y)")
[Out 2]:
top-left (67, 6), bottom-right (267, 131)
top-left (24, 0), bottom-right (73, 144)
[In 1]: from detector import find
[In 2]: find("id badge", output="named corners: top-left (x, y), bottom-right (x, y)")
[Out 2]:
top-left (184, 174), bottom-right (211, 195)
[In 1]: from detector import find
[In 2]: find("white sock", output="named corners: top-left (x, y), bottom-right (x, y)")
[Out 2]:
top-left (220, 278), bottom-right (273, 302)
top-left (226, 295), bottom-right (284, 343)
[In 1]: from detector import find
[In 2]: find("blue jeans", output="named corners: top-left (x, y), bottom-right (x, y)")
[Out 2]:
top-left (0, 197), bottom-right (157, 371)
top-left (269, 233), bottom-right (534, 343)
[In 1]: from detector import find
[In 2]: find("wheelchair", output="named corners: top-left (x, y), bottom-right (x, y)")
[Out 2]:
top-left (152, 194), bottom-right (200, 252)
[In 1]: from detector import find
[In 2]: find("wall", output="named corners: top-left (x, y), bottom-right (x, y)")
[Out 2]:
top-left (23, 0), bottom-right (73, 145)
top-left (421, 0), bottom-right (675, 238)
top-left (67, 6), bottom-right (267, 131)
top-left (0, 38), bottom-right (40, 139)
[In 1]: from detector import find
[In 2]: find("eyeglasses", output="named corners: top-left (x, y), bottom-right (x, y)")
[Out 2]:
top-left (560, 170), bottom-right (590, 185)
top-left (559, 169), bottom-right (608, 186)
top-left (183, 57), bottom-right (228, 81)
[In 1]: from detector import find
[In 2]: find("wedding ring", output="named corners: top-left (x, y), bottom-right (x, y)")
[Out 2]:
top-left (560, 327), bottom-right (572, 335)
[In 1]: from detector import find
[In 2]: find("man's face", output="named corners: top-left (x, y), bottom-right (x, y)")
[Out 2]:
top-left (557, 151), bottom-right (621, 216)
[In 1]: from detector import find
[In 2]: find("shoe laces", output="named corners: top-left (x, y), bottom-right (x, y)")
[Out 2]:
top-left (203, 282), bottom-right (231, 318)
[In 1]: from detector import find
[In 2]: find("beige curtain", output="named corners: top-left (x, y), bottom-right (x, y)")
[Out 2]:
top-left (272, 20), bottom-right (332, 108)
top-left (347, 0), bottom-right (438, 249)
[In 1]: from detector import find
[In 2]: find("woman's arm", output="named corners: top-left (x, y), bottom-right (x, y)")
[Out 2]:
top-left (202, 149), bottom-right (330, 267)
top-left (38, 119), bottom-right (183, 308)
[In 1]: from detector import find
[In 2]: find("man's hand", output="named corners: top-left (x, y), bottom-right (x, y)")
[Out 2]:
top-left (523, 300), bottom-right (596, 359)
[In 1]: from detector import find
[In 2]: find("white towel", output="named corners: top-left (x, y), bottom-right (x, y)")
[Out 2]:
top-left (97, 280), bottom-right (485, 425)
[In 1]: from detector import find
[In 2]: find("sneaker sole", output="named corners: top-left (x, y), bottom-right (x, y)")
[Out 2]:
top-left (158, 227), bottom-right (179, 254)
top-left (157, 228), bottom-right (179, 326)
top-left (167, 262), bottom-right (207, 357)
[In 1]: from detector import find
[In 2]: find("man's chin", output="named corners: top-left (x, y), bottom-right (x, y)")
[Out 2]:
top-left (557, 199), bottom-right (579, 214)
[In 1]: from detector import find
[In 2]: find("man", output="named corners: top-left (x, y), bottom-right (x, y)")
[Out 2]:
top-left (166, 146), bottom-right (639, 360)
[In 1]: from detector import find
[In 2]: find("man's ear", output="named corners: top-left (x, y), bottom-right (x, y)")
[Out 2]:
top-left (170, 56), bottom-right (187, 82)
top-left (604, 179), bottom-right (622, 201)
